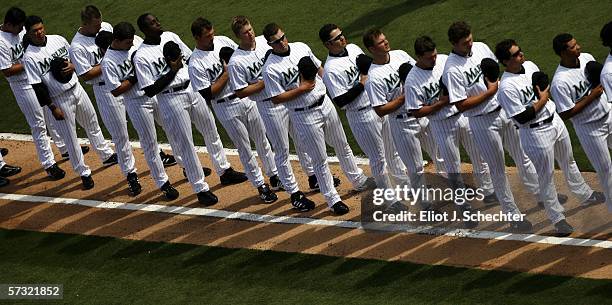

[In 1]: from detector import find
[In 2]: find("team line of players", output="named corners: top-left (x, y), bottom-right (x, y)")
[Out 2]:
top-left (1, 6), bottom-right (611, 236)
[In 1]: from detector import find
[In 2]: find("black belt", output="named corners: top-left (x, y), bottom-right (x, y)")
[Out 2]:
top-left (396, 112), bottom-right (414, 119)
top-left (357, 105), bottom-right (370, 111)
top-left (95, 81), bottom-right (105, 86)
top-left (529, 115), bottom-right (553, 128)
top-left (161, 81), bottom-right (190, 94)
top-left (215, 93), bottom-right (238, 103)
top-left (294, 96), bottom-right (324, 112)
top-left (486, 105), bottom-right (502, 114)
top-left (448, 111), bottom-right (461, 118)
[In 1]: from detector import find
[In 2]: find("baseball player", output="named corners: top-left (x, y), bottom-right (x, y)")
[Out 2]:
top-left (133, 13), bottom-right (247, 205)
top-left (0, 7), bottom-right (67, 180)
top-left (403, 36), bottom-right (493, 202)
top-left (318, 23), bottom-right (409, 193)
top-left (361, 29), bottom-right (443, 211)
top-left (494, 39), bottom-right (602, 236)
top-left (550, 33), bottom-right (607, 207)
top-left (100, 21), bottom-right (180, 199)
top-left (262, 23), bottom-right (370, 215)
top-left (188, 17), bottom-right (277, 203)
top-left (23, 15), bottom-right (118, 189)
top-left (227, 16), bottom-right (330, 195)
top-left (443, 21), bottom-right (546, 216)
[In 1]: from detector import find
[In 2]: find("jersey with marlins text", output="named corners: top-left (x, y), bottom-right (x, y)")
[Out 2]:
top-left (23, 34), bottom-right (79, 97)
top-left (133, 31), bottom-right (192, 92)
top-left (365, 49), bottom-right (415, 118)
top-left (0, 27), bottom-right (27, 83)
top-left (497, 61), bottom-right (556, 128)
top-left (442, 42), bottom-right (500, 117)
top-left (100, 36), bottom-right (145, 100)
top-left (262, 42), bottom-right (325, 109)
top-left (227, 35), bottom-right (270, 102)
top-left (322, 43), bottom-right (370, 111)
top-left (551, 52), bottom-right (610, 125)
top-left (404, 54), bottom-right (458, 120)
top-left (188, 35), bottom-right (238, 101)
top-left (69, 22), bottom-right (113, 85)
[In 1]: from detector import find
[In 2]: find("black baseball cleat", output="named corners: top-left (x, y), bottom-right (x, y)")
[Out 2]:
top-left (0, 164), bottom-right (21, 177)
top-left (581, 191), bottom-right (605, 207)
top-left (0, 176), bottom-right (9, 187)
top-left (457, 204), bottom-right (478, 229)
top-left (127, 172), bottom-right (142, 197)
top-left (102, 153), bottom-right (118, 166)
top-left (160, 150), bottom-right (177, 167)
top-left (331, 201), bottom-right (350, 215)
top-left (269, 174), bottom-right (284, 191)
top-left (290, 191), bottom-right (315, 212)
top-left (45, 163), bottom-right (65, 180)
top-left (509, 219), bottom-right (533, 233)
top-left (553, 219), bottom-right (574, 237)
top-left (220, 167), bottom-right (248, 185)
top-left (0, 147), bottom-right (8, 156)
top-left (61, 146), bottom-right (90, 160)
top-left (183, 167), bottom-right (213, 178)
top-left (197, 190), bottom-right (218, 206)
top-left (258, 184), bottom-right (278, 204)
top-left (161, 181), bottom-right (179, 200)
top-left (308, 175), bottom-right (341, 191)
top-left (81, 175), bottom-right (94, 190)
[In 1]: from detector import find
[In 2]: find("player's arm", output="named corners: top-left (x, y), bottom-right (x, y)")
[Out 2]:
top-left (373, 93), bottom-right (405, 117)
top-left (31, 83), bottom-right (64, 120)
top-left (1, 63), bottom-right (25, 77)
top-left (142, 58), bottom-right (181, 98)
top-left (110, 76), bottom-right (138, 97)
top-left (512, 85), bottom-right (549, 124)
top-left (331, 74), bottom-right (367, 108)
top-left (235, 80), bottom-right (265, 98)
top-left (70, 47), bottom-right (99, 81)
top-left (78, 64), bottom-right (102, 81)
top-left (270, 78), bottom-right (315, 104)
top-left (558, 85), bottom-right (604, 120)
top-left (454, 79), bottom-right (497, 112)
top-left (411, 94), bottom-right (449, 118)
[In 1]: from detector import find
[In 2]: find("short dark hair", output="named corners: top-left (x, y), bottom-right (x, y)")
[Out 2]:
top-left (600, 21), bottom-right (612, 48)
top-left (318, 23), bottom-right (338, 43)
top-left (552, 33), bottom-right (573, 55)
top-left (113, 22), bottom-right (135, 41)
top-left (4, 7), bottom-right (26, 25)
top-left (191, 17), bottom-right (213, 37)
top-left (231, 15), bottom-right (250, 36)
top-left (24, 15), bottom-right (43, 32)
top-left (362, 28), bottom-right (383, 49)
top-left (136, 13), bottom-right (153, 33)
top-left (80, 5), bottom-right (101, 23)
top-left (448, 21), bottom-right (471, 44)
top-left (262, 23), bottom-right (281, 41)
top-left (494, 39), bottom-right (517, 66)
top-left (414, 36), bottom-right (436, 56)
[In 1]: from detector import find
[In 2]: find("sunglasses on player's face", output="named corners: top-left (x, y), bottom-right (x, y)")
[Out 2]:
top-left (511, 47), bottom-right (523, 57)
top-left (268, 34), bottom-right (286, 45)
top-left (327, 32), bottom-right (344, 43)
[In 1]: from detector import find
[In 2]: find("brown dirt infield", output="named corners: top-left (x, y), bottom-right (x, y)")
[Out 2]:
top-left (0, 138), bottom-right (610, 279)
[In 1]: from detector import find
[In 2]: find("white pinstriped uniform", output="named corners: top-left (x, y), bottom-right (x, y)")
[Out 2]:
top-left (0, 28), bottom-right (67, 168)
top-left (322, 43), bottom-right (408, 190)
top-left (551, 52), bottom-right (612, 210)
top-left (498, 61), bottom-right (594, 224)
top-left (189, 35), bottom-right (277, 188)
top-left (366, 50), bottom-right (442, 196)
top-left (133, 31), bottom-right (232, 193)
top-left (23, 35), bottom-right (114, 177)
top-left (263, 42), bottom-right (367, 207)
top-left (602, 53), bottom-right (612, 103)
top-left (405, 54), bottom-right (493, 195)
top-left (232, 36), bottom-right (314, 195)
top-left (71, 22), bottom-right (135, 177)
top-left (101, 36), bottom-right (171, 188)
top-left (443, 42), bottom-right (540, 206)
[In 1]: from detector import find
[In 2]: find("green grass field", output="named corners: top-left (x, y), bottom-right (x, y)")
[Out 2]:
top-left (0, 0), bottom-right (611, 171)
top-left (1, 229), bottom-right (610, 304)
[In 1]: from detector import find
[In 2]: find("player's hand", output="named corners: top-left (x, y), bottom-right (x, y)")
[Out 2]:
top-left (299, 77), bottom-right (316, 92)
top-left (485, 79), bottom-right (498, 93)
top-left (535, 84), bottom-right (550, 101)
top-left (359, 74), bottom-right (368, 85)
top-left (438, 94), bottom-right (450, 105)
top-left (589, 85), bottom-right (604, 98)
top-left (168, 58), bottom-right (183, 72)
top-left (50, 105), bottom-right (65, 121)
top-left (62, 60), bottom-right (75, 76)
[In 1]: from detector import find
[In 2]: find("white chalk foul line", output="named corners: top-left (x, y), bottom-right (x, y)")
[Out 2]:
top-left (0, 193), bottom-right (610, 249)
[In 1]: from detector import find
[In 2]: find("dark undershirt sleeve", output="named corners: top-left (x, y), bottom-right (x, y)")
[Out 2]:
top-left (143, 70), bottom-right (177, 98)
top-left (332, 83), bottom-right (364, 108)
top-left (513, 105), bottom-right (536, 124)
top-left (31, 83), bottom-right (52, 107)
top-left (198, 87), bottom-right (212, 102)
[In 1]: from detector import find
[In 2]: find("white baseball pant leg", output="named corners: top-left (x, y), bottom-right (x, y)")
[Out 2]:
top-left (73, 84), bottom-right (115, 162)
top-left (190, 92), bottom-right (231, 176)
